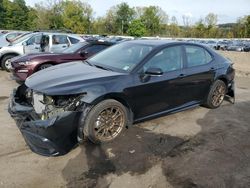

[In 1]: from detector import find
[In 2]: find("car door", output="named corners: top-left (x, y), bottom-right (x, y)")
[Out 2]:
top-left (179, 45), bottom-right (215, 103)
top-left (50, 35), bottom-right (70, 53)
top-left (23, 34), bottom-right (42, 54)
top-left (130, 45), bottom-right (186, 119)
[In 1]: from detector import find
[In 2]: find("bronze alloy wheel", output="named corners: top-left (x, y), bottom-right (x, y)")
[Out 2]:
top-left (211, 83), bottom-right (226, 107)
top-left (94, 106), bottom-right (125, 142)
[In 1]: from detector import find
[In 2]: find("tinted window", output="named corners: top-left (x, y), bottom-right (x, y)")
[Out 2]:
top-left (68, 37), bottom-right (79, 44)
top-left (62, 42), bottom-right (87, 53)
top-left (185, 45), bottom-right (212, 67)
top-left (143, 46), bottom-right (183, 73)
top-left (52, 35), bottom-right (69, 45)
top-left (84, 45), bottom-right (108, 53)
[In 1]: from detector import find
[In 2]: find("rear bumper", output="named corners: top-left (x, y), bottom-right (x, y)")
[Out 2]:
top-left (8, 91), bottom-right (81, 156)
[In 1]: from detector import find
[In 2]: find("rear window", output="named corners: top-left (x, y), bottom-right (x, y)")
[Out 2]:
top-left (68, 37), bottom-right (80, 44)
top-left (185, 45), bottom-right (212, 67)
top-left (52, 35), bottom-right (69, 45)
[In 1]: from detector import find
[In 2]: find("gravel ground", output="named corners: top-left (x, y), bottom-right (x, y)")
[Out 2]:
top-left (0, 51), bottom-right (249, 188)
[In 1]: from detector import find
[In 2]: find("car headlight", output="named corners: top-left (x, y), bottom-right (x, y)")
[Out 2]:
top-left (18, 61), bottom-right (32, 65)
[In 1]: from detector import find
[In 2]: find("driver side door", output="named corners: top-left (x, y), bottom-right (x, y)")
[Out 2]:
top-left (130, 45), bottom-right (186, 120)
top-left (23, 34), bottom-right (42, 54)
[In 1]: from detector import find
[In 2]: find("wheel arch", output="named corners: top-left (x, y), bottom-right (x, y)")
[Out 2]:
top-left (87, 93), bottom-right (134, 125)
top-left (0, 53), bottom-right (20, 62)
top-left (34, 62), bottom-right (55, 72)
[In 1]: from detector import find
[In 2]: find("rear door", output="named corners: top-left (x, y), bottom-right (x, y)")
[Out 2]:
top-left (180, 45), bottom-right (215, 103)
top-left (50, 35), bottom-right (70, 53)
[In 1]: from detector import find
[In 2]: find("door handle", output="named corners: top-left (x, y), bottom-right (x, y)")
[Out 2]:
top-left (35, 47), bottom-right (39, 49)
top-left (178, 73), bottom-right (185, 78)
top-left (210, 67), bottom-right (215, 70)
top-left (62, 46), bottom-right (67, 48)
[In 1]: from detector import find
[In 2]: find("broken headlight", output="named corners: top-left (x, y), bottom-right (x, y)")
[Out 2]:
top-left (32, 92), bottom-right (85, 120)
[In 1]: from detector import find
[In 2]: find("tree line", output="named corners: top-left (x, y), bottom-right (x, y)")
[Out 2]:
top-left (0, 0), bottom-right (250, 38)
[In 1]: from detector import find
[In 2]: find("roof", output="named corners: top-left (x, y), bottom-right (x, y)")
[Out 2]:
top-left (127, 39), bottom-right (181, 46)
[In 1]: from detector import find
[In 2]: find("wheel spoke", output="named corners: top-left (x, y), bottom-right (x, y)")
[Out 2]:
top-left (93, 105), bottom-right (125, 141)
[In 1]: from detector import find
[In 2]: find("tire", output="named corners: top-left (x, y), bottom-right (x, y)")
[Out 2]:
top-left (38, 63), bottom-right (53, 71)
top-left (1, 55), bottom-right (16, 71)
top-left (205, 80), bottom-right (227, 109)
top-left (81, 99), bottom-right (129, 144)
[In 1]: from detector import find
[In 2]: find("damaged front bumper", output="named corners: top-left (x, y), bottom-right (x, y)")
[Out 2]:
top-left (8, 90), bottom-right (81, 156)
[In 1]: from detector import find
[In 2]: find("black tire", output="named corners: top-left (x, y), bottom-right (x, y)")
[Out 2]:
top-left (205, 80), bottom-right (227, 109)
top-left (1, 55), bottom-right (16, 71)
top-left (38, 63), bottom-right (53, 71)
top-left (81, 99), bottom-right (129, 144)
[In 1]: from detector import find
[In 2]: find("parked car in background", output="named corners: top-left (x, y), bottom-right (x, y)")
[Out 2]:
top-left (0, 31), bottom-right (26, 47)
top-left (10, 41), bottom-right (115, 82)
top-left (0, 32), bottom-right (84, 71)
top-left (227, 41), bottom-right (244, 52)
top-left (205, 40), bottom-right (219, 50)
top-left (217, 41), bottom-right (231, 50)
top-left (243, 41), bottom-right (250, 52)
top-left (9, 40), bottom-right (235, 156)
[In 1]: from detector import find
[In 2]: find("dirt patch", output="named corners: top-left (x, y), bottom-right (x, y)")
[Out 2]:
top-left (162, 101), bottom-right (250, 187)
top-left (0, 96), bottom-right (8, 101)
top-left (62, 127), bottom-right (185, 188)
top-left (218, 51), bottom-right (250, 77)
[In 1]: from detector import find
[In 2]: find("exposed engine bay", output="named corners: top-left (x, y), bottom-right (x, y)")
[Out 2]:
top-left (15, 84), bottom-right (85, 120)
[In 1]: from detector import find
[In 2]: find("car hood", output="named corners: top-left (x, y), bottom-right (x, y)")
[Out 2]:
top-left (12, 53), bottom-right (66, 62)
top-left (25, 61), bottom-right (124, 95)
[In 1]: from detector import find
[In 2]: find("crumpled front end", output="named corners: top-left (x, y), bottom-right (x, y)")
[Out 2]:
top-left (8, 84), bottom-right (85, 156)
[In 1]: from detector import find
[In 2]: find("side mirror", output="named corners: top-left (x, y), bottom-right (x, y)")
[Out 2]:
top-left (80, 50), bottom-right (88, 57)
top-left (145, 67), bottom-right (163, 76)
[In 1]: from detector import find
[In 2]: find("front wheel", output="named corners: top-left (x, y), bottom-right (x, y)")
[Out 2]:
top-left (38, 63), bottom-right (53, 71)
top-left (1, 55), bottom-right (16, 71)
top-left (82, 99), bottom-right (129, 144)
top-left (205, 80), bottom-right (226, 109)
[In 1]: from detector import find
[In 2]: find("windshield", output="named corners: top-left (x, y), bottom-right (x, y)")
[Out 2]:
top-left (11, 33), bottom-right (35, 45)
top-left (88, 42), bottom-right (154, 72)
top-left (62, 42), bottom-right (87, 53)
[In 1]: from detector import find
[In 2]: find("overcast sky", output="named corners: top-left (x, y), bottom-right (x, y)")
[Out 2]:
top-left (25, 0), bottom-right (250, 24)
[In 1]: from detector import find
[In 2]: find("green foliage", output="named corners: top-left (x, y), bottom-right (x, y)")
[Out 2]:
top-left (127, 19), bottom-right (146, 37)
top-left (246, 16), bottom-right (250, 37)
top-left (0, 0), bottom-right (250, 38)
top-left (141, 6), bottom-right (166, 35)
top-left (61, 0), bottom-right (93, 33)
top-left (115, 3), bottom-right (135, 34)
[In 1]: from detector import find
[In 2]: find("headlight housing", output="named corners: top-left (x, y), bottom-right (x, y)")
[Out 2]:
top-left (18, 61), bottom-right (32, 65)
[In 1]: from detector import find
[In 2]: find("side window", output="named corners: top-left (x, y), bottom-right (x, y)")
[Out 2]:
top-left (84, 45), bottom-right (108, 54)
top-left (143, 46), bottom-right (183, 73)
top-left (185, 45), bottom-right (212, 68)
top-left (68, 37), bottom-right (80, 44)
top-left (6, 33), bottom-right (18, 42)
top-left (52, 35), bottom-right (69, 45)
top-left (27, 35), bottom-right (42, 45)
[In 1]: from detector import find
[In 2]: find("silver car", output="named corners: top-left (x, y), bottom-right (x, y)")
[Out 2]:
top-left (0, 31), bottom-right (26, 47)
top-left (0, 32), bottom-right (84, 71)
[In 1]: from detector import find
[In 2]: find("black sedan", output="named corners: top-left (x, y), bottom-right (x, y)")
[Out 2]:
top-left (8, 40), bottom-right (235, 156)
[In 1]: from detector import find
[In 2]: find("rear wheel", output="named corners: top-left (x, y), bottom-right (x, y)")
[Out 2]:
top-left (82, 99), bottom-right (128, 144)
top-left (1, 55), bottom-right (16, 71)
top-left (205, 80), bottom-right (226, 109)
top-left (38, 63), bottom-right (53, 71)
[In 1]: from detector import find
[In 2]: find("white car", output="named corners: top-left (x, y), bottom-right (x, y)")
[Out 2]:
top-left (0, 32), bottom-right (84, 71)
